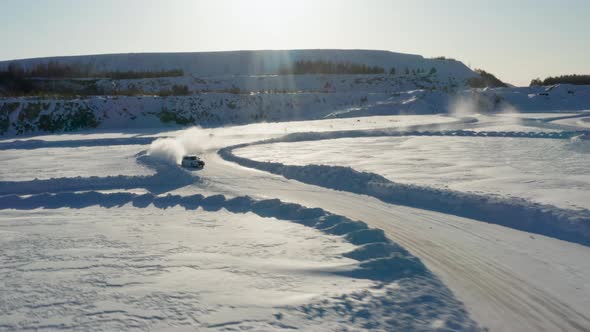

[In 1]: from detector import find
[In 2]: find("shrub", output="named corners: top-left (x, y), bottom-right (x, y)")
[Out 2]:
top-left (431, 56), bottom-right (457, 61)
top-left (467, 69), bottom-right (507, 88)
top-left (157, 107), bottom-right (193, 125)
top-left (18, 103), bottom-right (44, 122)
top-left (171, 84), bottom-right (190, 95)
top-left (227, 85), bottom-right (241, 94)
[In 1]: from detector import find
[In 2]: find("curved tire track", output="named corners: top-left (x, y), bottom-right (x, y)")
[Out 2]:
top-left (202, 128), bottom-right (590, 332)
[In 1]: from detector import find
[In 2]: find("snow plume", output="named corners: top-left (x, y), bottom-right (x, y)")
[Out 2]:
top-left (450, 91), bottom-right (519, 117)
top-left (497, 103), bottom-right (522, 125)
top-left (177, 127), bottom-right (219, 154)
top-left (449, 94), bottom-right (477, 116)
top-left (147, 127), bottom-right (218, 164)
top-left (148, 138), bottom-right (186, 164)
top-left (569, 134), bottom-right (590, 152)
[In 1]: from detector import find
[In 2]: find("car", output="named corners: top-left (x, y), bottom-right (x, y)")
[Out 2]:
top-left (181, 155), bottom-right (205, 169)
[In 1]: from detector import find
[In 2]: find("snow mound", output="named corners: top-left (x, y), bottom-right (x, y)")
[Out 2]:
top-left (221, 130), bottom-right (590, 246)
top-left (0, 190), bottom-right (439, 285)
top-left (0, 192), bottom-right (482, 331)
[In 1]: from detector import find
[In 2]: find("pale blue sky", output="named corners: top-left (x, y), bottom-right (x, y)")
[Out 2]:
top-left (1, 0), bottom-right (588, 86)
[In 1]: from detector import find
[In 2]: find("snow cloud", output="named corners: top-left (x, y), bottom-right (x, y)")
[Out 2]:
top-left (147, 127), bottom-right (219, 165)
top-left (176, 127), bottom-right (219, 154)
top-left (147, 138), bottom-right (186, 164)
top-left (449, 92), bottom-right (520, 118)
top-left (449, 95), bottom-right (478, 116)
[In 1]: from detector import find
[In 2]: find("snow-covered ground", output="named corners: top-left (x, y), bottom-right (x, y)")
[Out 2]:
top-left (1, 112), bottom-right (589, 331)
top-left (0, 114), bottom-right (485, 331)
top-left (0, 206), bottom-right (376, 331)
top-left (235, 136), bottom-right (590, 211)
top-left (199, 150), bottom-right (590, 332)
top-left (552, 115), bottom-right (590, 129)
top-left (2, 48), bottom-right (590, 331)
top-left (0, 145), bottom-right (152, 181)
top-left (497, 112), bottom-right (581, 120)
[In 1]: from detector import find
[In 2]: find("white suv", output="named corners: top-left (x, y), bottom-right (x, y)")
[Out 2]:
top-left (181, 155), bottom-right (205, 169)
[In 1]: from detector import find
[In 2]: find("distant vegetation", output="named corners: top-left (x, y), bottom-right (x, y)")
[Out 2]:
top-left (0, 69), bottom-right (34, 95)
top-left (467, 69), bottom-right (508, 88)
top-left (5, 61), bottom-right (183, 79)
top-left (431, 56), bottom-right (457, 61)
top-left (0, 61), bottom-right (184, 96)
top-left (100, 70), bottom-right (184, 80)
top-left (530, 75), bottom-right (590, 86)
top-left (155, 85), bottom-right (191, 97)
top-left (279, 60), bottom-right (385, 75)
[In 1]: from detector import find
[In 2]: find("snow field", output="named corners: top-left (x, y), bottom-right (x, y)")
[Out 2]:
top-left (0, 206), bottom-right (360, 330)
top-left (1, 112), bottom-right (588, 331)
top-left (225, 127), bottom-right (590, 245)
top-left (235, 136), bottom-right (590, 211)
top-left (553, 115), bottom-right (590, 129)
top-left (0, 117), bottom-right (488, 330)
top-left (0, 145), bottom-right (153, 181)
top-left (0, 193), bottom-right (480, 331)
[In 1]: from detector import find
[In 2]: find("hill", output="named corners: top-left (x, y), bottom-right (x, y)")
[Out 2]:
top-left (0, 49), bottom-right (478, 82)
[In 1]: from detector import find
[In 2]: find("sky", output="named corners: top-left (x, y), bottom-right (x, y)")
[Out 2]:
top-left (1, 0), bottom-right (588, 86)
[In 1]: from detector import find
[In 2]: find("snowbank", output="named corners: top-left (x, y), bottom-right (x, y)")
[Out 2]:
top-left (0, 191), bottom-right (482, 330)
top-left (0, 190), bottom-right (432, 281)
top-left (0, 153), bottom-right (194, 195)
top-left (221, 130), bottom-right (590, 246)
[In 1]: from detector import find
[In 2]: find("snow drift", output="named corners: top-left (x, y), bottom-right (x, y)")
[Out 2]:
top-left (0, 191), bottom-right (483, 331)
top-left (221, 130), bottom-right (590, 247)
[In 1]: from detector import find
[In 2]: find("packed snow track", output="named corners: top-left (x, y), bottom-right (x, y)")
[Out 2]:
top-left (1, 113), bottom-right (589, 331)
top-left (201, 117), bottom-right (590, 332)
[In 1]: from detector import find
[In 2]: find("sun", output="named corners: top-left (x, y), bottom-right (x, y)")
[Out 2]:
top-left (232, 0), bottom-right (290, 17)
top-left (230, 0), bottom-right (307, 34)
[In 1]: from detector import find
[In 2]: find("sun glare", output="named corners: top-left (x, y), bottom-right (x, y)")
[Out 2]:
top-left (230, 0), bottom-right (307, 36)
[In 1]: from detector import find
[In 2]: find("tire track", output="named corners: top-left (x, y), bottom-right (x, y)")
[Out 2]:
top-left (203, 151), bottom-right (590, 331)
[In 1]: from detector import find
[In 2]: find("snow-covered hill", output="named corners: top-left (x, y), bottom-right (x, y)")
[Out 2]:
top-left (1, 50), bottom-right (589, 137)
top-left (0, 49), bottom-right (478, 81)
top-left (2, 49), bottom-right (590, 332)
top-left (2, 84), bottom-right (590, 136)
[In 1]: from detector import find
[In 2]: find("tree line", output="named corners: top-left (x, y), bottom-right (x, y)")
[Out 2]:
top-left (530, 74), bottom-right (590, 86)
top-left (279, 60), bottom-right (385, 75)
top-left (3, 61), bottom-right (183, 79)
top-left (467, 69), bottom-right (508, 88)
top-left (0, 61), bottom-right (185, 96)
